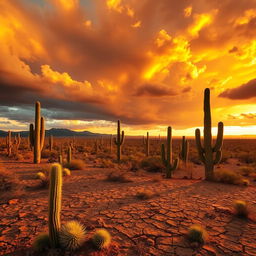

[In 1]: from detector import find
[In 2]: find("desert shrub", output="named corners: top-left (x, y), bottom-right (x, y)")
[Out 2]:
top-left (10, 152), bottom-right (24, 161)
top-left (233, 200), bottom-right (249, 218)
top-left (241, 178), bottom-right (250, 186)
top-left (214, 169), bottom-right (244, 185)
top-left (36, 172), bottom-right (46, 180)
top-left (59, 221), bottom-right (86, 251)
top-left (64, 159), bottom-right (84, 170)
top-left (41, 150), bottom-right (58, 160)
top-left (105, 172), bottom-right (132, 183)
top-left (32, 232), bottom-right (50, 252)
top-left (238, 166), bottom-right (255, 177)
top-left (140, 157), bottom-right (164, 172)
top-left (187, 225), bottom-right (208, 243)
top-left (92, 229), bottom-right (111, 249)
top-left (238, 152), bottom-right (256, 164)
top-left (136, 189), bottom-right (155, 200)
top-left (99, 159), bottom-right (115, 168)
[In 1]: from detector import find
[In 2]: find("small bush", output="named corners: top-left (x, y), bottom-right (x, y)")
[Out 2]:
top-left (36, 172), bottom-right (46, 180)
top-left (238, 166), bottom-right (255, 177)
top-left (106, 172), bottom-right (132, 183)
top-left (233, 200), bottom-right (249, 218)
top-left (99, 159), bottom-right (115, 168)
top-left (64, 160), bottom-right (84, 170)
top-left (59, 221), bottom-right (86, 251)
top-left (136, 189), bottom-right (155, 200)
top-left (214, 169), bottom-right (244, 185)
top-left (32, 232), bottom-right (50, 252)
top-left (92, 229), bottom-right (111, 249)
top-left (188, 225), bottom-right (208, 243)
top-left (140, 157), bottom-right (164, 172)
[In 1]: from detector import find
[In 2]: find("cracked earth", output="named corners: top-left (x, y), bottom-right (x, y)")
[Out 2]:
top-left (0, 157), bottom-right (256, 256)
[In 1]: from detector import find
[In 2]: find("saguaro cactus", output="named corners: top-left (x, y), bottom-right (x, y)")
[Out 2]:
top-left (29, 101), bottom-right (45, 163)
top-left (48, 163), bottom-right (62, 248)
top-left (110, 134), bottom-right (113, 154)
top-left (179, 136), bottom-right (189, 164)
top-left (67, 146), bottom-right (72, 163)
top-left (114, 120), bottom-right (124, 163)
top-left (6, 131), bottom-right (12, 156)
top-left (49, 135), bottom-right (53, 151)
top-left (195, 88), bottom-right (224, 181)
top-left (161, 126), bottom-right (179, 178)
top-left (143, 132), bottom-right (150, 157)
top-left (13, 133), bottom-right (21, 151)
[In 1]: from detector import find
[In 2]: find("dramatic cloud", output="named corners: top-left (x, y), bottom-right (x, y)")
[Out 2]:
top-left (219, 79), bottom-right (256, 99)
top-left (0, 0), bottom-right (255, 134)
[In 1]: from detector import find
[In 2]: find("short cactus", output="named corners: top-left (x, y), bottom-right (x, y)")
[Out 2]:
top-left (13, 133), bottom-right (21, 151)
top-left (32, 232), bottom-right (50, 252)
top-left (63, 168), bottom-right (71, 176)
top-left (36, 172), bottom-right (46, 180)
top-left (114, 120), bottom-right (125, 163)
top-left (92, 229), bottom-right (111, 249)
top-left (161, 126), bottom-right (179, 178)
top-left (49, 135), bottom-right (53, 151)
top-left (143, 132), bottom-right (150, 157)
top-left (29, 101), bottom-right (45, 163)
top-left (195, 88), bottom-right (224, 181)
top-left (48, 163), bottom-right (62, 248)
top-left (188, 224), bottom-right (208, 243)
top-left (59, 221), bottom-right (86, 251)
top-left (6, 131), bottom-right (12, 156)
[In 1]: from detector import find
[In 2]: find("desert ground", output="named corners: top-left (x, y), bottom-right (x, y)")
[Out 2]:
top-left (1, 138), bottom-right (256, 256)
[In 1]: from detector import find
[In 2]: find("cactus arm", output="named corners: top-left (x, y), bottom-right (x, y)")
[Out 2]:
top-left (161, 144), bottom-right (166, 165)
top-left (171, 158), bottom-right (179, 170)
top-left (214, 150), bottom-right (222, 165)
top-left (213, 122), bottom-right (223, 152)
top-left (40, 117), bottom-right (45, 151)
top-left (48, 163), bottom-right (62, 248)
top-left (195, 129), bottom-right (206, 164)
top-left (114, 137), bottom-right (118, 145)
top-left (29, 123), bottom-right (34, 148)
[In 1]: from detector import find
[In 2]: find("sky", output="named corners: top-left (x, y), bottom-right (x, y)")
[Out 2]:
top-left (0, 0), bottom-right (256, 136)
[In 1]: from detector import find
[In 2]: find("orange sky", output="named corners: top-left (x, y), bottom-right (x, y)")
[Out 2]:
top-left (0, 0), bottom-right (255, 136)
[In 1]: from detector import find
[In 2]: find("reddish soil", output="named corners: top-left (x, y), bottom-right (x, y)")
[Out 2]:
top-left (1, 156), bottom-right (256, 256)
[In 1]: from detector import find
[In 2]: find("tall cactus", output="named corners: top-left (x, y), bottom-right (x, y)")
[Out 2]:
top-left (195, 88), bottom-right (224, 181)
top-left (143, 132), bottom-right (150, 157)
top-left (179, 136), bottom-right (189, 164)
top-left (29, 101), bottom-right (45, 163)
top-left (48, 163), bottom-right (62, 248)
top-left (114, 120), bottom-right (124, 163)
top-left (67, 146), bottom-right (72, 163)
top-left (49, 135), bottom-right (53, 151)
top-left (161, 126), bottom-right (179, 178)
top-left (13, 133), bottom-right (21, 151)
top-left (110, 134), bottom-right (113, 154)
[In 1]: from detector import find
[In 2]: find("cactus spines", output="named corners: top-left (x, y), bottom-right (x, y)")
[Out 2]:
top-left (195, 88), bottom-right (224, 181)
top-left (92, 229), bottom-right (111, 249)
top-left (29, 101), bottom-right (45, 163)
top-left (48, 163), bottom-right (62, 248)
top-left (6, 131), bottom-right (12, 156)
top-left (49, 135), bottom-right (53, 151)
top-left (161, 126), bottom-right (179, 178)
top-left (67, 146), bottom-right (72, 163)
top-left (143, 132), bottom-right (150, 157)
top-left (179, 136), bottom-right (189, 164)
top-left (114, 120), bottom-right (124, 163)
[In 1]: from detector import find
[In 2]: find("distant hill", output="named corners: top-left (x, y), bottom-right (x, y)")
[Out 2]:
top-left (0, 128), bottom-right (108, 137)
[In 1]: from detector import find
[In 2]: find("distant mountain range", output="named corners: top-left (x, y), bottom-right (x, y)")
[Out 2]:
top-left (0, 128), bottom-right (108, 137)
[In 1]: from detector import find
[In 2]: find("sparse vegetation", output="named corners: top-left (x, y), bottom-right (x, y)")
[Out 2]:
top-left (64, 159), bottom-right (85, 170)
top-left (214, 169), bottom-right (244, 185)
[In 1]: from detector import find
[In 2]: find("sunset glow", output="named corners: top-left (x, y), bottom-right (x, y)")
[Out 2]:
top-left (0, 0), bottom-right (255, 136)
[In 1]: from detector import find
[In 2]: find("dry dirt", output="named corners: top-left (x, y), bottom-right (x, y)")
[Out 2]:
top-left (0, 157), bottom-right (256, 256)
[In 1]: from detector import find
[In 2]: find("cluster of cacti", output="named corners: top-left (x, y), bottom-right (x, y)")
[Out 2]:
top-left (29, 101), bottom-right (45, 163)
top-left (195, 88), bottom-right (224, 181)
top-left (161, 126), bottom-right (179, 178)
top-left (143, 132), bottom-right (150, 157)
top-left (49, 135), bottom-right (53, 151)
top-left (114, 120), bottom-right (125, 163)
top-left (179, 136), bottom-right (189, 164)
